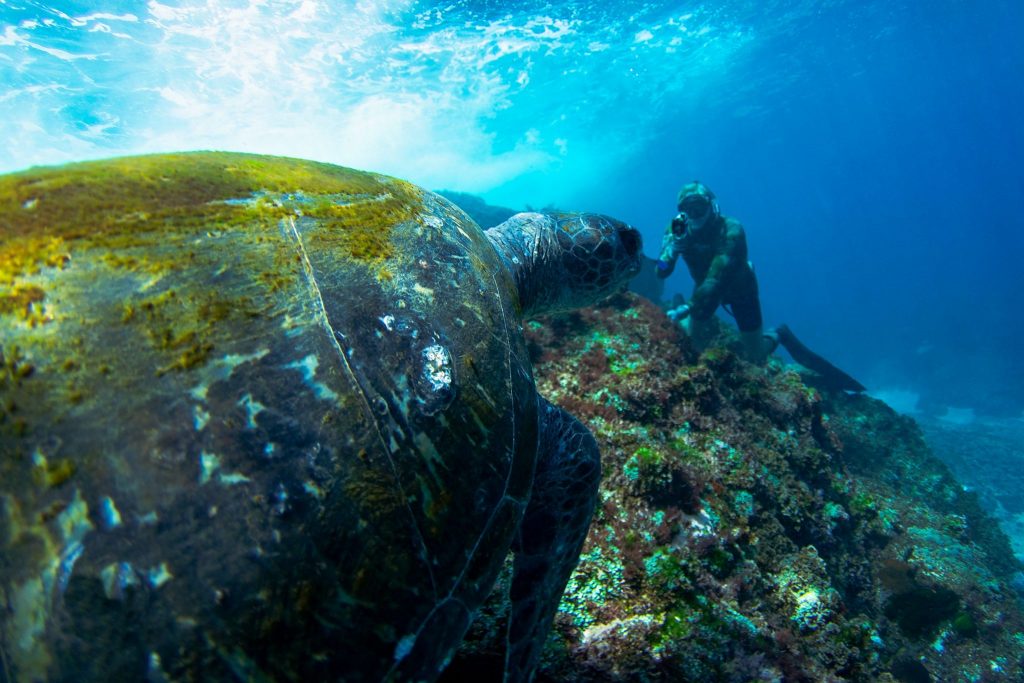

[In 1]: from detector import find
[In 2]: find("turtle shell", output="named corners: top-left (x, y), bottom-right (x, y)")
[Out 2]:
top-left (0, 152), bottom-right (538, 681)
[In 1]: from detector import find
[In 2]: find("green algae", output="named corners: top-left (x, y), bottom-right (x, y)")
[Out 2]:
top-left (450, 294), bottom-right (1024, 679)
top-left (579, 329), bottom-right (646, 377)
top-left (1, 345), bottom-right (33, 386)
top-left (0, 236), bottom-right (69, 287)
top-left (0, 152), bottom-right (423, 288)
top-left (732, 490), bottom-right (755, 518)
top-left (848, 491), bottom-right (878, 517)
top-left (0, 153), bottom-right (426, 388)
top-left (300, 191), bottom-right (418, 262)
top-left (1, 152), bottom-right (400, 238)
top-left (623, 446), bottom-right (674, 486)
top-left (590, 387), bottom-right (626, 413)
top-left (559, 545), bottom-right (625, 629)
top-left (644, 548), bottom-right (690, 592)
top-left (0, 284), bottom-right (45, 321)
top-left (30, 455), bottom-right (76, 488)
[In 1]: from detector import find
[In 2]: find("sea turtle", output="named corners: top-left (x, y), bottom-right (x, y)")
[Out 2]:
top-left (0, 152), bottom-right (642, 682)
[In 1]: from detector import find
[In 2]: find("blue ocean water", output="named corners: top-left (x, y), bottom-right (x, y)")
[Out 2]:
top-left (1, 0), bottom-right (1022, 419)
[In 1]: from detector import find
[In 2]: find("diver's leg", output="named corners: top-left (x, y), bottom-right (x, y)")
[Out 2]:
top-left (774, 325), bottom-right (866, 392)
top-left (504, 397), bottom-right (600, 683)
top-left (739, 329), bottom-right (771, 364)
top-left (732, 265), bottom-right (773, 364)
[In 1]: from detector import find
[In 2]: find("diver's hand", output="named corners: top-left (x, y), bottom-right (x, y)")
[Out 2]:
top-left (658, 222), bottom-right (687, 278)
top-left (666, 215), bottom-right (689, 256)
top-left (655, 250), bottom-right (677, 278)
top-left (667, 304), bottom-right (691, 322)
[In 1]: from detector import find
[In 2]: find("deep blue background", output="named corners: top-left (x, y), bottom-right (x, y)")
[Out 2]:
top-left (523, 1), bottom-right (1024, 416)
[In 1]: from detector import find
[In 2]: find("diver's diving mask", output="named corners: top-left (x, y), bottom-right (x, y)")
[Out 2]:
top-left (678, 193), bottom-right (713, 222)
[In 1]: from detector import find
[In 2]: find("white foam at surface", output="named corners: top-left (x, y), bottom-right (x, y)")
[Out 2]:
top-left (0, 0), bottom-right (755, 206)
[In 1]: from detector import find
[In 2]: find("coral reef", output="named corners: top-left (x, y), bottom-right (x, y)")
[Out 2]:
top-left (446, 294), bottom-right (1024, 682)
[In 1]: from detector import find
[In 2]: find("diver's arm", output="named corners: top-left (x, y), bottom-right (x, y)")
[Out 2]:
top-left (687, 257), bottom-right (727, 318)
top-left (655, 220), bottom-right (684, 278)
top-left (688, 219), bottom-right (747, 318)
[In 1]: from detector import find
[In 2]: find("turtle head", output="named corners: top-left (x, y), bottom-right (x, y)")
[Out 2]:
top-left (486, 212), bottom-right (643, 318)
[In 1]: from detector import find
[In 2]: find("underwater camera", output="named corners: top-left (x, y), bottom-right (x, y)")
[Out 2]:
top-left (671, 212), bottom-right (689, 235)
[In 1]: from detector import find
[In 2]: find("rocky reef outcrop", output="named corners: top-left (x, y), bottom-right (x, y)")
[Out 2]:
top-left (445, 294), bottom-right (1024, 682)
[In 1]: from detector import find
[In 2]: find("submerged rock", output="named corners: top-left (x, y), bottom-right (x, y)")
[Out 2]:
top-left (447, 293), bottom-right (1024, 682)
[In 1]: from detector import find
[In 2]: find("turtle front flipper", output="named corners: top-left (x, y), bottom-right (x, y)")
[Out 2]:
top-left (505, 396), bottom-right (601, 682)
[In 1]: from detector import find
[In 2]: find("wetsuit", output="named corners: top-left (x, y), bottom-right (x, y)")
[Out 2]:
top-left (658, 214), bottom-right (763, 333)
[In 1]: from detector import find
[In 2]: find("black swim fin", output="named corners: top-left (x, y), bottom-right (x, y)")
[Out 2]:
top-left (775, 324), bottom-right (866, 393)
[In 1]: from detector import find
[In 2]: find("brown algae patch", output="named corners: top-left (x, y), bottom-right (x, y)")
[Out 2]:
top-left (0, 152), bottom-right (426, 378)
top-left (120, 287), bottom-right (240, 376)
top-left (0, 236), bottom-right (69, 287)
top-left (31, 456), bottom-right (76, 488)
top-left (301, 178), bottom-right (422, 263)
top-left (0, 284), bottom-right (46, 324)
top-left (0, 152), bottom-right (423, 284)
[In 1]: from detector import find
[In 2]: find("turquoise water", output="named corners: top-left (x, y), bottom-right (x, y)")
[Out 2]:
top-left (1, 0), bottom-right (1022, 417)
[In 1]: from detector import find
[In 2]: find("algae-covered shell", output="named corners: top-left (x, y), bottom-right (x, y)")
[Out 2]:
top-left (0, 152), bottom-right (537, 681)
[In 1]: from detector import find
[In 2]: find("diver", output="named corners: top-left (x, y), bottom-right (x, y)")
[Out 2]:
top-left (656, 181), bottom-right (774, 363)
top-left (656, 180), bottom-right (865, 391)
